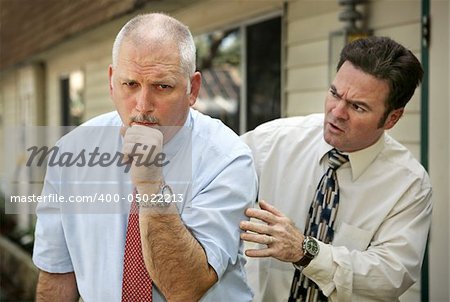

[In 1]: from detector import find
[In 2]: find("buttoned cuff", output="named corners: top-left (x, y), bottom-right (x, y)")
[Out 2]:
top-left (301, 240), bottom-right (336, 296)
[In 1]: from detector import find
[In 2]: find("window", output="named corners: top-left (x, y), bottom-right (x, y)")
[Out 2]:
top-left (194, 15), bottom-right (281, 134)
top-left (246, 17), bottom-right (281, 131)
top-left (195, 29), bottom-right (241, 133)
top-left (60, 70), bottom-right (85, 126)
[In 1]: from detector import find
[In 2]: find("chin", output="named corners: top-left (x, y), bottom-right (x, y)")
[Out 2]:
top-left (323, 131), bottom-right (335, 145)
top-left (324, 134), bottom-right (343, 151)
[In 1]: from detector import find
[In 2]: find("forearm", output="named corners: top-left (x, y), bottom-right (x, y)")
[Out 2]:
top-left (304, 242), bottom-right (418, 301)
top-left (305, 216), bottom-right (430, 300)
top-left (140, 209), bottom-right (218, 301)
top-left (36, 271), bottom-right (79, 302)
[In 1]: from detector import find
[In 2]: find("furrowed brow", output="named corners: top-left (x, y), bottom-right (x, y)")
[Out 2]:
top-left (330, 84), bottom-right (343, 99)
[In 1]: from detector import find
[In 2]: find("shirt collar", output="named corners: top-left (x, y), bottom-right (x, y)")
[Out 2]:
top-left (319, 133), bottom-right (385, 181)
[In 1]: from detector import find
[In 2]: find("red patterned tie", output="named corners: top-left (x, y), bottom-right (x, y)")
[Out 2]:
top-left (121, 190), bottom-right (153, 301)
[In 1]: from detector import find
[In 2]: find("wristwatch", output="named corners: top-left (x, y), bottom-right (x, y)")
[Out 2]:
top-left (139, 182), bottom-right (174, 208)
top-left (294, 236), bottom-right (320, 268)
top-left (158, 183), bottom-right (174, 207)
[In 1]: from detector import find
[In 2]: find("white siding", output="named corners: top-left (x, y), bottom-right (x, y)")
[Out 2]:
top-left (0, 71), bottom-right (18, 184)
top-left (429, 0), bottom-right (450, 301)
top-left (368, 0), bottom-right (420, 29)
top-left (287, 40), bottom-right (328, 68)
top-left (370, 2), bottom-right (422, 162)
top-left (286, 65), bottom-right (328, 92)
top-left (0, 65), bottom-right (45, 229)
top-left (45, 33), bottom-right (116, 125)
top-left (287, 11), bottom-right (341, 45)
top-left (174, 0), bottom-right (283, 33)
top-left (285, 3), bottom-right (341, 119)
top-left (0, 71), bottom-right (18, 126)
top-left (287, 91), bottom-right (326, 116)
top-left (84, 55), bottom-right (115, 120)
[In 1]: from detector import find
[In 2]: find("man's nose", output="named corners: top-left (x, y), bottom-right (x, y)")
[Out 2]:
top-left (135, 87), bottom-right (154, 113)
top-left (332, 100), bottom-right (349, 120)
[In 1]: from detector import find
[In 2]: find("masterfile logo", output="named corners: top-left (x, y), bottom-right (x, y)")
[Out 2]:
top-left (26, 143), bottom-right (170, 172)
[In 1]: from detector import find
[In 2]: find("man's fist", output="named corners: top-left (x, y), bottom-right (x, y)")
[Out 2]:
top-left (122, 125), bottom-right (165, 195)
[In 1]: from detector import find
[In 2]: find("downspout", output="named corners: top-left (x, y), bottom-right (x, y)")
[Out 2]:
top-left (420, 0), bottom-right (430, 300)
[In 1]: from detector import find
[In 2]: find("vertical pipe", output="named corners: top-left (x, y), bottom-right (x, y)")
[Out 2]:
top-left (239, 24), bottom-right (247, 134)
top-left (420, 0), bottom-right (430, 300)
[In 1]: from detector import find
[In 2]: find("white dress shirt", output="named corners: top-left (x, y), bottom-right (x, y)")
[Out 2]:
top-left (33, 109), bottom-right (258, 301)
top-left (241, 113), bottom-right (432, 302)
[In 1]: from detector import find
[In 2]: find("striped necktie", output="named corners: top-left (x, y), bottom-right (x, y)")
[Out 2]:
top-left (288, 149), bottom-right (349, 301)
top-left (121, 190), bottom-right (153, 301)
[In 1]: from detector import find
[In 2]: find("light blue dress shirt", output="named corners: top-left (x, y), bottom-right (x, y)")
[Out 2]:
top-left (33, 109), bottom-right (258, 301)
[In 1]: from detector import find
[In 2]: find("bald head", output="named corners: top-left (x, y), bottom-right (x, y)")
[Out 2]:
top-left (112, 13), bottom-right (196, 80)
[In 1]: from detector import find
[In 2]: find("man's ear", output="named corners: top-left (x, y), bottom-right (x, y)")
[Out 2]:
top-left (384, 108), bottom-right (404, 130)
top-left (188, 71), bottom-right (202, 107)
top-left (108, 64), bottom-right (114, 97)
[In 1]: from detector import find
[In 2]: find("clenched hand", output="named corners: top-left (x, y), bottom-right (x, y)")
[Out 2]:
top-left (121, 125), bottom-right (165, 195)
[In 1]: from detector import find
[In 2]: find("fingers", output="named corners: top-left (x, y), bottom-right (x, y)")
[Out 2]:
top-left (244, 208), bottom-right (277, 225)
top-left (245, 247), bottom-right (275, 258)
top-left (240, 232), bottom-right (275, 245)
top-left (120, 126), bottom-right (129, 164)
top-left (122, 125), bottom-right (163, 156)
top-left (244, 200), bottom-right (286, 226)
top-left (123, 125), bottom-right (163, 146)
top-left (121, 125), bottom-right (165, 190)
top-left (120, 125), bottom-right (128, 137)
top-left (240, 220), bottom-right (272, 235)
top-left (258, 200), bottom-right (284, 217)
top-left (241, 231), bottom-right (276, 258)
top-left (241, 201), bottom-right (305, 262)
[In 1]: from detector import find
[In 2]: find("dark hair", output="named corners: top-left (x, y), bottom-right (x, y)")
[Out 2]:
top-left (337, 36), bottom-right (423, 121)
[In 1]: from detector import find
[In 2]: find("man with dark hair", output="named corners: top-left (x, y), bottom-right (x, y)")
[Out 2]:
top-left (240, 36), bottom-right (432, 301)
top-left (337, 36), bottom-right (424, 126)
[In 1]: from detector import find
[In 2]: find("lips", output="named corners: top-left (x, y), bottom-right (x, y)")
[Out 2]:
top-left (131, 121), bottom-right (158, 127)
top-left (327, 120), bottom-right (345, 133)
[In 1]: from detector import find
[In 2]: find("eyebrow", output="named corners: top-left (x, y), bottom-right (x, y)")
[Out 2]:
top-left (330, 85), bottom-right (340, 97)
top-left (120, 78), bottom-right (136, 82)
top-left (117, 74), bottom-right (178, 85)
top-left (329, 84), bottom-right (372, 111)
top-left (116, 74), bottom-right (137, 82)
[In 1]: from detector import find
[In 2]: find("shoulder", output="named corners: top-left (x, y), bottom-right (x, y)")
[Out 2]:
top-left (80, 111), bottom-right (122, 127)
top-left (190, 109), bottom-right (251, 158)
top-left (241, 113), bottom-right (324, 156)
top-left (242, 114), bottom-right (323, 142)
top-left (57, 111), bottom-right (121, 148)
top-left (255, 113), bottom-right (323, 130)
top-left (188, 109), bottom-right (257, 193)
top-left (381, 134), bottom-right (431, 188)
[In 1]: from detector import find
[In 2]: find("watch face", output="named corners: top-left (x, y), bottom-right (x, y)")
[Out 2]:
top-left (160, 184), bottom-right (174, 204)
top-left (161, 184), bottom-right (173, 196)
top-left (305, 238), bottom-right (319, 256)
